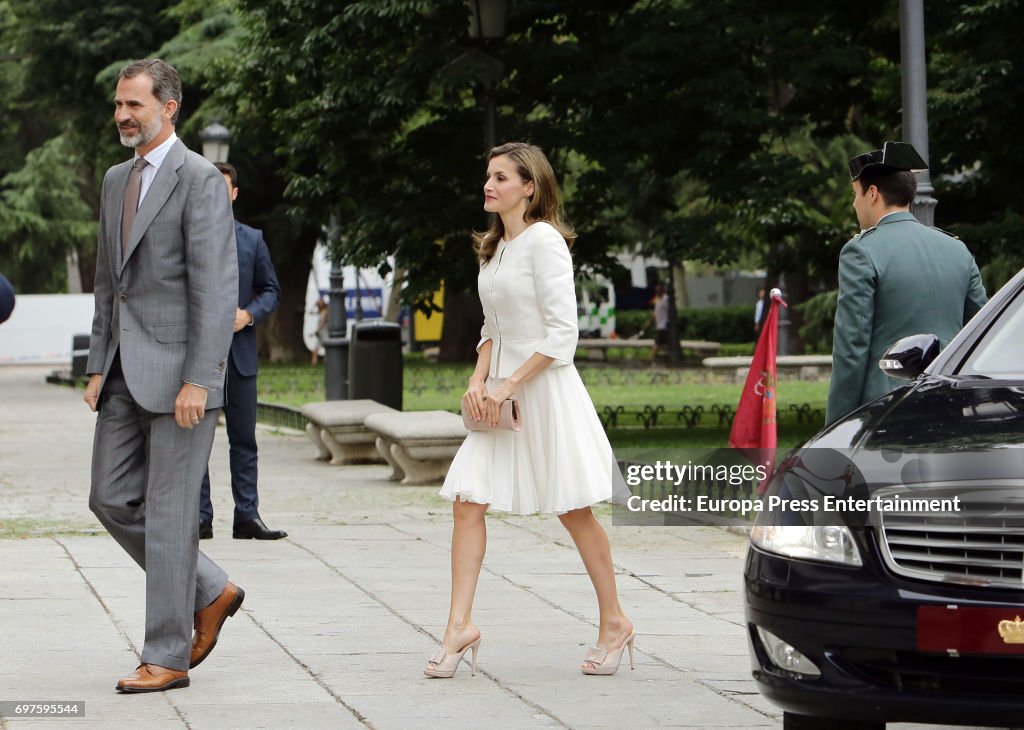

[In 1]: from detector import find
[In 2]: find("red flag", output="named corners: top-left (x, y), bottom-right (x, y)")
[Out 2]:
top-left (730, 291), bottom-right (787, 492)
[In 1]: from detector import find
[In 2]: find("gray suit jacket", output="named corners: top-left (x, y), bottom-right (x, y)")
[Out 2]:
top-left (87, 139), bottom-right (238, 413)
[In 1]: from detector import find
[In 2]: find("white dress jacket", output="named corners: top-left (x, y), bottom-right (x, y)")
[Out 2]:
top-left (477, 221), bottom-right (578, 378)
top-left (442, 220), bottom-right (616, 514)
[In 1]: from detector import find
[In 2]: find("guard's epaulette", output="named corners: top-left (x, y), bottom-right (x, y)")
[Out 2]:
top-left (931, 225), bottom-right (960, 240)
top-left (851, 225), bottom-right (877, 242)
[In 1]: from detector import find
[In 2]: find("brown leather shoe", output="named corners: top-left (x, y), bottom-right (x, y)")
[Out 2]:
top-left (190, 581), bottom-right (245, 668)
top-left (116, 664), bottom-right (189, 693)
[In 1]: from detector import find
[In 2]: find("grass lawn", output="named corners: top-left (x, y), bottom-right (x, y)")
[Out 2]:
top-left (259, 358), bottom-right (829, 450)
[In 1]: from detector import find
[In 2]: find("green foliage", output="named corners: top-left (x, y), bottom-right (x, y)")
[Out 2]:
top-left (219, 0), bottom-right (910, 318)
top-left (796, 289), bottom-right (838, 355)
top-left (256, 359), bottom-right (827, 449)
top-left (929, 0), bottom-right (1024, 284)
top-left (614, 305), bottom-right (752, 343)
top-left (2, 0), bottom-right (1021, 332)
top-left (224, 0), bottom-right (479, 308)
top-left (0, 0), bottom-right (181, 291)
top-left (718, 343), bottom-right (756, 357)
top-left (678, 305), bottom-right (752, 344)
top-left (0, 135), bottom-right (96, 292)
top-left (258, 358), bottom-right (829, 409)
top-left (95, 0), bottom-right (241, 137)
top-left (614, 310), bottom-right (649, 338)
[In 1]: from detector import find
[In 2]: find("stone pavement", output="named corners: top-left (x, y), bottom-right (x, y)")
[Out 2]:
top-left (0, 366), bottom-right (992, 730)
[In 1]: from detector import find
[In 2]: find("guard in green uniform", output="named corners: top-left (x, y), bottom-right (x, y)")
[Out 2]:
top-left (826, 142), bottom-right (987, 424)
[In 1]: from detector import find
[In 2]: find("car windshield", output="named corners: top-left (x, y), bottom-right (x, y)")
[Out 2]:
top-left (959, 289), bottom-right (1024, 378)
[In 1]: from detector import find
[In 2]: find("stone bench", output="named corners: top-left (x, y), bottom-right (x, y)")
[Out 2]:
top-left (579, 337), bottom-right (721, 361)
top-left (299, 400), bottom-right (398, 465)
top-left (364, 411), bottom-right (468, 486)
top-left (702, 355), bottom-right (834, 382)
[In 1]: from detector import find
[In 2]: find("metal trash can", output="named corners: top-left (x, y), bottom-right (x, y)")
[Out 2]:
top-left (348, 321), bottom-right (403, 410)
top-left (71, 334), bottom-right (91, 378)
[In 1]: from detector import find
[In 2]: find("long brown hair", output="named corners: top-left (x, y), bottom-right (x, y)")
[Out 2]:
top-left (473, 142), bottom-right (576, 265)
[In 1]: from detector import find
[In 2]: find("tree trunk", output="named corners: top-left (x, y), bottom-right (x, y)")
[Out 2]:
top-left (673, 261), bottom-right (688, 309)
top-left (438, 287), bottom-right (483, 363)
top-left (260, 229), bottom-right (318, 363)
top-left (763, 268), bottom-right (809, 356)
top-left (781, 268), bottom-right (809, 355)
top-left (385, 266), bottom-right (406, 322)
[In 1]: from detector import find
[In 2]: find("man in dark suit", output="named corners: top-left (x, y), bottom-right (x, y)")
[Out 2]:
top-left (199, 163), bottom-right (285, 541)
top-left (826, 142), bottom-right (987, 424)
top-left (0, 274), bottom-right (14, 323)
top-left (85, 59), bottom-right (244, 693)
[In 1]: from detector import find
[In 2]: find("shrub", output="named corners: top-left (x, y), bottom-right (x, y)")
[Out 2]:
top-left (796, 290), bottom-right (837, 354)
top-left (678, 304), bottom-right (753, 343)
top-left (718, 342), bottom-right (756, 357)
top-left (614, 304), bottom-right (753, 342)
top-left (615, 310), bottom-right (649, 338)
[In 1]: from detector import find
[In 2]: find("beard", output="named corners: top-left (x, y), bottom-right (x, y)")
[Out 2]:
top-left (117, 116), bottom-right (162, 149)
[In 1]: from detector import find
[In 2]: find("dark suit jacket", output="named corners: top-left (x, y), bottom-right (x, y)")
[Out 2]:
top-left (231, 221), bottom-right (280, 377)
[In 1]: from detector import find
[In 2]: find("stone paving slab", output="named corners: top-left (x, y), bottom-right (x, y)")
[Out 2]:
top-left (0, 366), bottom-right (1005, 730)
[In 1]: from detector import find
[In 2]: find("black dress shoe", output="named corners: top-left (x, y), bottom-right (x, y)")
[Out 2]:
top-left (199, 520), bottom-right (213, 540)
top-left (233, 517), bottom-right (287, 540)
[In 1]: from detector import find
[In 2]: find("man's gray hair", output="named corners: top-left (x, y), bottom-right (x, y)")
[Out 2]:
top-left (118, 59), bottom-right (183, 124)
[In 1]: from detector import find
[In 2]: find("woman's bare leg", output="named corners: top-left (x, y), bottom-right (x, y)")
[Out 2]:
top-left (441, 499), bottom-right (488, 651)
top-left (558, 507), bottom-right (632, 657)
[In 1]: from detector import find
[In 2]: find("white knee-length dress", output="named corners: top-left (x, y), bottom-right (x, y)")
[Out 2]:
top-left (439, 222), bottom-right (616, 514)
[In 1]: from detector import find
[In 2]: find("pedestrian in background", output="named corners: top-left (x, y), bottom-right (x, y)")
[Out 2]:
top-left (429, 142), bottom-right (634, 678)
top-left (826, 142), bottom-right (987, 424)
top-left (649, 283), bottom-right (669, 361)
top-left (753, 287), bottom-right (766, 334)
top-left (198, 162), bottom-right (285, 541)
top-left (84, 59), bottom-right (244, 693)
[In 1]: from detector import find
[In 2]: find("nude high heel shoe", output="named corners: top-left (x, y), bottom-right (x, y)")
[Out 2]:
top-left (581, 630), bottom-right (636, 675)
top-left (423, 637), bottom-right (482, 678)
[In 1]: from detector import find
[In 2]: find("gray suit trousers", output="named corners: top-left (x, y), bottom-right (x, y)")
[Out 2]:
top-left (89, 366), bottom-right (228, 671)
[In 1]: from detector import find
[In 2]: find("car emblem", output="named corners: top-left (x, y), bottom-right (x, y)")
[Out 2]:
top-left (997, 615), bottom-right (1024, 644)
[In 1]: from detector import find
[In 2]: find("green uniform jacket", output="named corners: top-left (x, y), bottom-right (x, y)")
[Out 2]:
top-left (826, 211), bottom-right (987, 424)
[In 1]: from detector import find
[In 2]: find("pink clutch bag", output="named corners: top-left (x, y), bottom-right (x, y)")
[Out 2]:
top-left (462, 398), bottom-right (522, 432)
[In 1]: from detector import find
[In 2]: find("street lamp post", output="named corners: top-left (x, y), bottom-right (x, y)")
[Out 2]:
top-left (198, 122), bottom-right (232, 163)
top-left (466, 0), bottom-right (507, 151)
top-left (322, 217), bottom-right (350, 400)
top-left (899, 0), bottom-right (937, 226)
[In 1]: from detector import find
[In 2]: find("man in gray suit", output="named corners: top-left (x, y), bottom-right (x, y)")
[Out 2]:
top-left (826, 142), bottom-right (987, 424)
top-left (84, 59), bottom-right (245, 693)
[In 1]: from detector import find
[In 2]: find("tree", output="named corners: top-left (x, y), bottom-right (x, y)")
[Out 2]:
top-left (0, 0), bottom-right (178, 292)
top-left (929, 0), bottom-right (1024, 290)
top-left (0, 135), bottom-right (96, 292)
top-left (224, 0), bottom-right (492, 360)
top-left (221, 1), bottom-right (909, 360)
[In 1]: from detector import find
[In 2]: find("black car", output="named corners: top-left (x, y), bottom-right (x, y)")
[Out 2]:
top-left (745, 267), bottom-right (1024, 730)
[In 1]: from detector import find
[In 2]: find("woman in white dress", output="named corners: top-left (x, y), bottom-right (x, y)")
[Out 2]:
top-left (425, 142), bottom-right (634, 679)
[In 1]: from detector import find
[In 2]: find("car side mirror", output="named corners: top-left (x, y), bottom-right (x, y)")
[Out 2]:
top-left (878, 334), bottom-right (940, 379)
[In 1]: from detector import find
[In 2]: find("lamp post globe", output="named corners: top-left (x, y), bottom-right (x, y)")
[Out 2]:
top-left (199, 121), bottom-right (232, 163)
top-left (467, 0), bottom-right (507, 41)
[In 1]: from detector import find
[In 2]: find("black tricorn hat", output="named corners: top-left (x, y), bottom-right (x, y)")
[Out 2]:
top-left (848, 141), bottom-right (928, 181)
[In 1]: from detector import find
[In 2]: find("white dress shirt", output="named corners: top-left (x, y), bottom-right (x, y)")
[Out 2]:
top-left (136, 132), bottom-right (178, 205)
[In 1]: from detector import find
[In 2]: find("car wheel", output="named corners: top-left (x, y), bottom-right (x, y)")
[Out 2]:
top-left (783, 713), bottom-right (884, 730)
